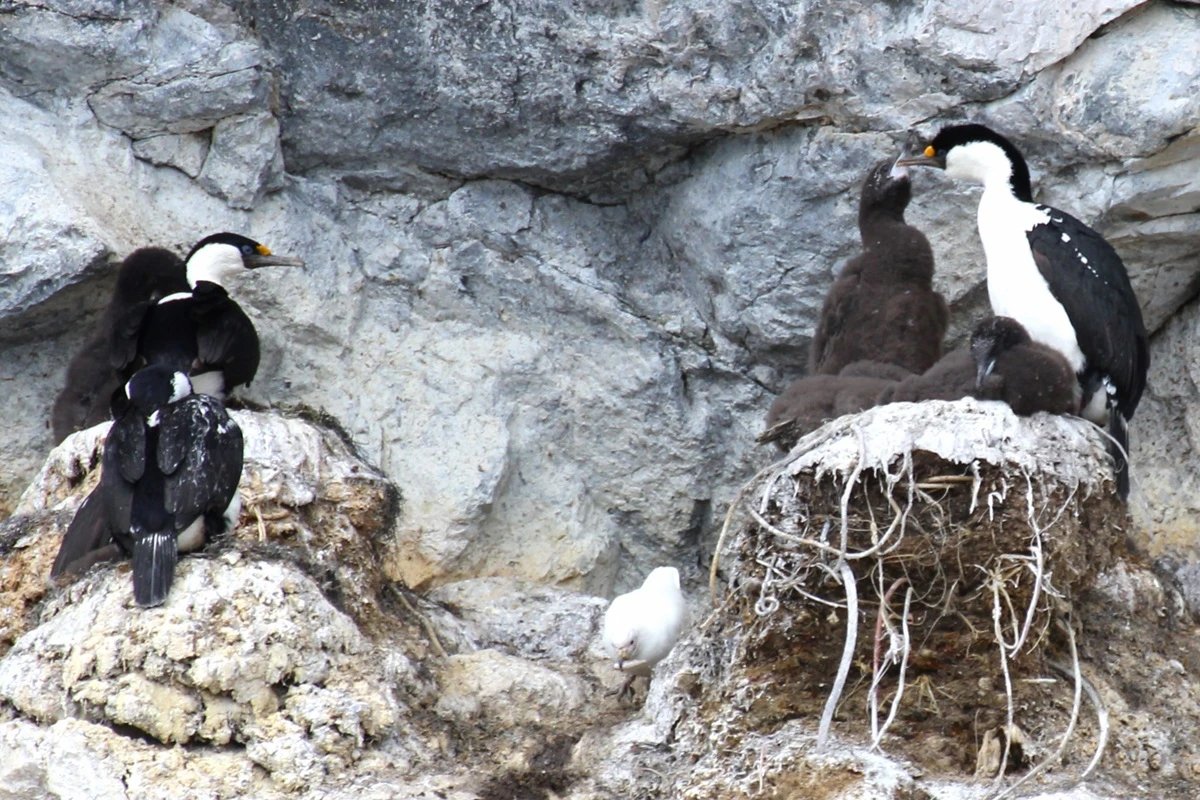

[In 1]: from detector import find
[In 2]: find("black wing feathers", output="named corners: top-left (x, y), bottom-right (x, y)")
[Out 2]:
top-left (108, 414), bottom-right (147, 486)
top-left (191, 282), bottom-right (260, 390)
top-left (50, 489), bottom-right (112, 579)
top-left (158, 395), bottom-right (243, 526)
top-left (1027, 207), bottom-right (1148, 416)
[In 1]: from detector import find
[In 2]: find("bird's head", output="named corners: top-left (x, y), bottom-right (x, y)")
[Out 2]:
top-left (641, 566), bottom-right (681, 594)
top-left (184, 232), bottom-right (305, 287)
top-left (123, 365), bottom-right (192, 416)
top-left (858, 157), bottom-right (913, 224)
top-left (970, 316), bottom-right (1032, 387)
top-left (896, 124), bottom-right (1033, 202)
top-left (614, 634), bottom-right (639, 668)
top-left (114, 248), bottom-right (189, 304)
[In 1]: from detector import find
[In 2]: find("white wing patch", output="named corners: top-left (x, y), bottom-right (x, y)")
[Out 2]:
top-left (170, 372), bottom-right (192, 403)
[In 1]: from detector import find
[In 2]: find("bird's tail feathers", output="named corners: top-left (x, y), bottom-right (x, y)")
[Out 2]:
top-left (1108, 407), bottom-right (1130, 502)
top-left (132, 531), bottom-right (177, 607)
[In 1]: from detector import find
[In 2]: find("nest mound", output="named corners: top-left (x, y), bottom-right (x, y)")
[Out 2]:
top-left (690, 400), bottom-right (1128, 796)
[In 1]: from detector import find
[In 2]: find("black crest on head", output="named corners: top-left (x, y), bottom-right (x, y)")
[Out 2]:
top-left (929, 124), bottom-right (1034, 202)
top-left (186, 232), bottom-right (264, 262)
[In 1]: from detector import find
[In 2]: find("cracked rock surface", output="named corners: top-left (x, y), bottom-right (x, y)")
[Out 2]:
top-left (0, 0), bottom-right (1197, 589)
top-left (0, 1), bottom-right (1199, 796)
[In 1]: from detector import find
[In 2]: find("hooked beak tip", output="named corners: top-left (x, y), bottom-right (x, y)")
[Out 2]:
top-left (976, 360), bottom-right (995, 388)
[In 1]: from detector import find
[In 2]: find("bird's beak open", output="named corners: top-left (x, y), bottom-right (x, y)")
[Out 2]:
top-left (888, 157), bottom-right (911, 181)
top-left (895, 145), bottom-right (945, 170)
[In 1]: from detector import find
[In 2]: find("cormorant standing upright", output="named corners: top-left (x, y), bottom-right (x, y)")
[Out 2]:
top-left (117, 232), bottom-right (304, 401)
top-left (899, 124), bottom-right (1148, 497)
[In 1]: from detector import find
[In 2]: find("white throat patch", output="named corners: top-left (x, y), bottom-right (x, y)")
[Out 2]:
top-left (187, 243), bottom-right (245, 287)
top-left (944, 140), bottom-right (1017, 191)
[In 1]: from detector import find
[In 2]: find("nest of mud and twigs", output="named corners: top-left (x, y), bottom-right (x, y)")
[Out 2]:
top-left (695, 404), bottom-right (1130, 797)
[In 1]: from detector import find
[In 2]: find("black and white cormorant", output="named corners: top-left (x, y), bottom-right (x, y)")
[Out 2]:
top-left (51, 247), bottom-right (189, 444)
top-left (809, 158), bottom-right (949, 376)
top-left (970, 316), bottom-right (1079, 417)
top-left (51, 365), bottom-right (245, 606)
top-left (898, 124), bottom-right (1148, 497)
top-left (116, 232), bottom-right (304, 401)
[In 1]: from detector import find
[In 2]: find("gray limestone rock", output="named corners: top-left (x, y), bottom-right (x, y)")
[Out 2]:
top-left (1128, 291), bottom-right (1200, 559)
top-left (434, 649), bottom-right (591, 729)
top-left (0, 0), bottom-right (157, 99)
top-left (131, 131), bottom-right (211, 177)
top-left (87, 11), bottom-right (269, 138)
top-left (427, 577), bottom-right (609, 663)
top-left (1, 2), bottom-right (1199, 793)
top-left (197, 111), bottom-right (286, 208)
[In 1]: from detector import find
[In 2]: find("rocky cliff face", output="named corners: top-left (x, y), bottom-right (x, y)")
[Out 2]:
top-left (0, 0), bottom-right (1198, 796)
top-left (0, 0), bottom-right (1197, 596)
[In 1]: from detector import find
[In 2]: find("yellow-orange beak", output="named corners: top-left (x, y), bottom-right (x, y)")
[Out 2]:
top-left (895, 145), bottom-right (945, 170)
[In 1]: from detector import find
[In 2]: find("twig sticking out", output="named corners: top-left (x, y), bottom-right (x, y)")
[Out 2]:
top-left (389, 584), bottom-right (449, 659)
top-left (990, 573), bottom-right (1018, 786)
top-left (1046, 648), bottom-right (1110, 783)
top-left (709, 457), bottom-right (793, 606)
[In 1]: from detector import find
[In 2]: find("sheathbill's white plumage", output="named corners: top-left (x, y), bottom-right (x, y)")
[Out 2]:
top-left (601, 566), bottom-right (686, 700)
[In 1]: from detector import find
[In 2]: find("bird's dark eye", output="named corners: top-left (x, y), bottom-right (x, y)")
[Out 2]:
top-left (242, 244), bottom-right (255, 255)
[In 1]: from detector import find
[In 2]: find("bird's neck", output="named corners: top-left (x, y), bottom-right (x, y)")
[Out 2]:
top-left (186, 249), bottom-right (240, 289)
top-left (859, 211), bottom-right (908, 249)
top-left (977, 181), bottom-right (1032, 229)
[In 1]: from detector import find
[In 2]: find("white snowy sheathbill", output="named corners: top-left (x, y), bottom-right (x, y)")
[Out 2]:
top-left (602, 566), bottom-right (686, 700)
top-left (898, 124), bottom-right (1148, 499)
top-left (51, 365), bottom-right (246, 607)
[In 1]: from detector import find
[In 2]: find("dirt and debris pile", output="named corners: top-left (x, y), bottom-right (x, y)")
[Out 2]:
top-left (676, 400), bottom-right (1133, 798)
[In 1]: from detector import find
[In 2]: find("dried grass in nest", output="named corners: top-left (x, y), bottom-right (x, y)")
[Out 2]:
top-left (706, 404), bottom-right (1126, 794)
